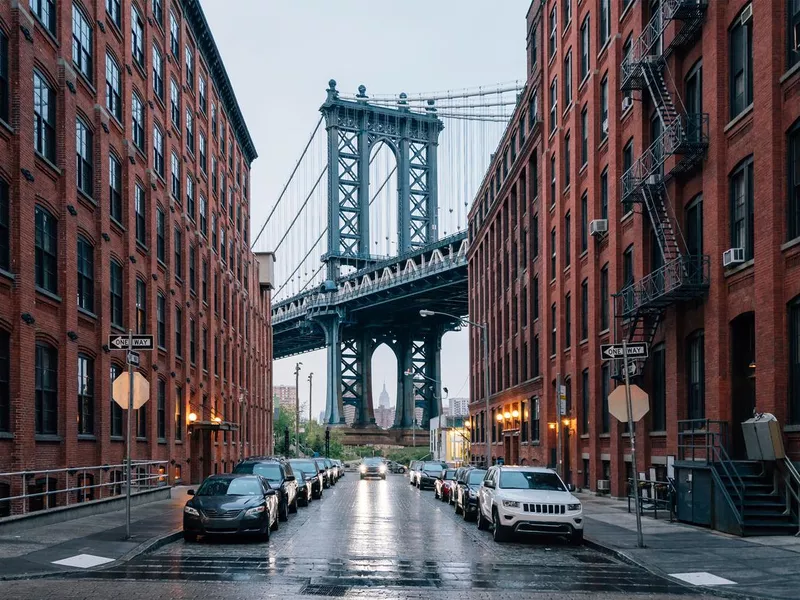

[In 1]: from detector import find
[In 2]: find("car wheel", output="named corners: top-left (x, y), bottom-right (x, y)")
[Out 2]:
top-left (299, 495), bottom-right (308, 507)
top-left (381, 475), bottom-right (386, 480)
top-left (260, 524), bottom-right (270, 542)
top-left (279, 499), bottom-right (289, 522)
top-left (570, 529), bottom-right (584, 546)
top-left (270, 512), bottom-right (279, 531)
top-left (492, 508), bottom-right (510, 543)
top-left (477, 504), bottom-right (490, 530)
top-left (434, 489), bottom-right (439, 499)
top-left (289, 497), bottom-right (298, 514)
top-left (183, 532), bottom-right (197, 543)
top-left (463, 505), bottom-right (475, 522)
top-left (455, 501), bottom-right (463, 515)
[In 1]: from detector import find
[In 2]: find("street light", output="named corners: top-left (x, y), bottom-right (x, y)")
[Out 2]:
top-left (420, 308), bottom-right (490, 468)
top-left (294, 362), bottom-right (303, 457)
top-left (402, 368), bottom-right (449, 449)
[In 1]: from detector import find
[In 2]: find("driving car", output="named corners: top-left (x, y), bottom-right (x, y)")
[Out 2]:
top-left (359, 457), bottom-right (387, 479)
top-left (288, 458), bottom-right (324, 504)
top-left (417, 461), bottom-right (449, 490)
top-left (476, 466), bottom-right (583, 544)
top-left (388, 461), bottom-right (406, 474)
top-left (182, 474), bottom-right (279, 542)
top-left (434, 468), bottom-right (458, 502)
top-left (454, 468), bottom-right (486, 519)
top-left (232, 457), bottom-right (298, 521)
top-left (408, 461), bottom-right (423, 485)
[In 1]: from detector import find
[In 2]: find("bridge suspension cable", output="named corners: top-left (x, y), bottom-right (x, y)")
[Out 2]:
top-left (339, 80), bottom-right (525, 102)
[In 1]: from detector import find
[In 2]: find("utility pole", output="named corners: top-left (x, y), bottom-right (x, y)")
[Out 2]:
top-left (294, 362), bottom-right (302, 456)
top-left (308, 372), bottom-right (313, 423)
top-left (555, 372), bottom-right (563, 479)
top-left (623, 339), bottom-right (644, 549)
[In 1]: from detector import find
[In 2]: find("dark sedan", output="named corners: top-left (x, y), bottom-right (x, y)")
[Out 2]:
top-left (288, 458), bottom-right (324, 504)
top-left (454, 468), bottom-right (487, 521)
top-left (182, 474), bottom-right (279, 542)
top-left (417, 461), bottom-right (449, 490)
top-left (359, 457), bottom-right (387, 479)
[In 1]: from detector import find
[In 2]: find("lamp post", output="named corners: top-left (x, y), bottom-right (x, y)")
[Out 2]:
top-left (420, 309), bottom-right (490, 469)
top-left (307, 372), bottom-right (313, 424)
top-left (294, 362), bottom-right (302, 456)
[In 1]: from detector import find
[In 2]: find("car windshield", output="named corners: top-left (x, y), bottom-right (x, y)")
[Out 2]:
top-left (444, 469), bottom-right (457, 479)
top-left (363, 458), bottom-right (383, 466)
top-left (196, 477), bottom-right (262, 496)
top-left (499, 470), bottom-right (566, 491)
top-left (234, 462), bottom-right (282, 482)
top-left (467, 470), bottom-right (487, 484)
top-left (422, 462), bottom-right (446, 472)
top-left (290, 461), bottom-right (317, 474)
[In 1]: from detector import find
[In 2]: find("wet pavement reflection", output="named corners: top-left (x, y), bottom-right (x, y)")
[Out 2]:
top-left (65, 473), bottom-right (692, 596)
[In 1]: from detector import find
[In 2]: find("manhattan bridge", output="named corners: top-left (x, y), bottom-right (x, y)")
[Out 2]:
top-left (252, 79), bottom-right (527, 443)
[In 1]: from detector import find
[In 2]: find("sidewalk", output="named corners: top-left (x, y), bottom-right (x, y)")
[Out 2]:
top-left (580, 492), bottom-right (800, 600)
top-left (0, 487), bottom-right (189, 580)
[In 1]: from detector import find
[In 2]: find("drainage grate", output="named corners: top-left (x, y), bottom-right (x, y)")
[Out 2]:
top-left (300, 584), bottom-right (350, 597)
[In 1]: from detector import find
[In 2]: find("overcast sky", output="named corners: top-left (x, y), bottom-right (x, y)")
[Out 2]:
top-left (200, 0), bottom-right (529, 418)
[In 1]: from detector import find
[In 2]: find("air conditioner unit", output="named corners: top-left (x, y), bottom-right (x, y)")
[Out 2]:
top-left (723, 247), bottom-right (745, 267)
top-left (590, 219), bottom-right (608, 236)
top-left (741, 4), bottom-right (752, 24)
top-left (602, 119), bottom-right (609, 134)
top-left (621, 96), bottom-right (633, 112)
top-left (597, 479), bottom-right (610, 493)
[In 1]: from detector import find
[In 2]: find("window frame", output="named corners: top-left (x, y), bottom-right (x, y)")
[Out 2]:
top-left (77, 235), bottom-right (94, 313)
top-left (686, 330), bottom-right (705, 420)
top-left (131, 6), bottom-right (145, 66)
top-left (75, 117), bottom-right (94, 196)
top-left (35, 342), bottom-right (58, 435)
top-left (31, 0), bottom-right (57, 35)
top-left (109, 153), bottom-right (122, 223)
top-left (730, 156), bottom-right (754, 261)
top-left (131, 92), bottom-right (145, 150)
top-left (729, 6), bottom-right (753, 119)
top-left (152, 42), bottom-right (164, 100)
top-left (71, 4), bottom-right (93, 82)
top-left (33, 70), bottom-right (56, 162)
top-left (135, 278), bottom-right (147, 334)
top-left (77, 353), bottom-right (94, 435)
top-left (110, 259), bottom-right (123, 327)
top-left (135, 183), bottom-right (146, 246)
top-left (157, 292), bottom-right (166, 349)
top-left (35, 205), bottom-right (58, 293)
top-left (0, 179), bottom-right (8, 272)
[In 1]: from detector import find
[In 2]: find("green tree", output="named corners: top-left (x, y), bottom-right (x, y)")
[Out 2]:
top-left (273, 405), bottom-right (296, 456)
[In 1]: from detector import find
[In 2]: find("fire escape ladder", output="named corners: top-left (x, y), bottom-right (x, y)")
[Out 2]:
top-left (642, 57), bottom-right (680, 131)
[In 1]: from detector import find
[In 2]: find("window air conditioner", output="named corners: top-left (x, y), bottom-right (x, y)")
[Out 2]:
top-left (621, 96), bottom-right (633, 112)
top-left (590, 219), bottom-right (608, 236)
top-left (722, 247), bottom-right (745, 267)
top-left (597, 479), bottom-right (610, 492)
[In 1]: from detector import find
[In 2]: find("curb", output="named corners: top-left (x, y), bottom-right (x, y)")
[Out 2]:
top-left (584, 535), bottom-right (776, 600)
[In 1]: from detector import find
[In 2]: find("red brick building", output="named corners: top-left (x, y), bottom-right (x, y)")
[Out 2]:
top-left (467, 0), bottom-right (800, 497)
top-left (0, 0), bottom-right (274, 498)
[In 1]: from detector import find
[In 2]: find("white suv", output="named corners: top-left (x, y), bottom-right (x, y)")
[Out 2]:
top-left (476, 466), bottom-right (583, 544)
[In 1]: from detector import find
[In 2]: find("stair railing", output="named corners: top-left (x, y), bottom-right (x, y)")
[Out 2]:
top-left (780, 457), bottom-right (800, 536)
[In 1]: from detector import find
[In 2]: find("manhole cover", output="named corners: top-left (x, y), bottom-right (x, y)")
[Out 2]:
top-left (300, 584), bottom-right (350, 597)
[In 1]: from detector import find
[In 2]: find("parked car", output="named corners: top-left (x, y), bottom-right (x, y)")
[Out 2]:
top-left (232, 457), bottom-right (298, 521)
top-left (323, 458), bottom-right (338, 485)
top-left (359, 457), bottom-right (387, 480)
top-left (417, 461), bottom-right (449, 490)
top-left (450, 466), bottom-right (472, 505)
top-left (435, 468), bottom-right (458, 502)
top-left (288, 458), bottom-right (324, 504)
top-left (388, 461), bottom-right (406, 474)
top-left (477, 466), bottom-right (583, 544)
top-left (182, 474), bottom-right (279, 542)
top-left (408, 461), bottom-right (423, 485)
top-left (333, 459), bottom-right (345, 477)
top-left (454, 468), bottom-right (486, 519)
top-left (314, 458), bottom-right (333, 489)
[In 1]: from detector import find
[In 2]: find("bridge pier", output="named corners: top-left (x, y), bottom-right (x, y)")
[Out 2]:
top-left (316, 312), bottom-right (345, 425)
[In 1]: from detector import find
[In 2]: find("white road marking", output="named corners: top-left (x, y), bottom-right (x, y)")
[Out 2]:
top-left (669, 572), bottom-right (737, 586)
top-left (52, 554), bottom-right (115, 569)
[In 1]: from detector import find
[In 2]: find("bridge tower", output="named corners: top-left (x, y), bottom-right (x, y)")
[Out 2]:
top-left (315, 81), bottom-right (445, 429)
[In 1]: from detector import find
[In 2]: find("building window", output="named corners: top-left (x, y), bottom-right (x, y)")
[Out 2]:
top-left (686, 194), bottom-right (703, 256)
top-left (175, 385), bottom-right (184, 441)
top-left (75, 118), bottom-right (94, 196)
top-left (136, 404), bottom-right (146, 438)
top-left (549, 77), bottom-right (558, 133)
top-left (132, 92), bottom-right (145, 150)
top-left (550, 303), bottom-right (557, 355)
top-left (77, 354), bottom-right (94, 435)
top-left (157, 292), bottom-right (166, 348)
top-left (600, 264), bottom-right (609, 330)
top-left (152, 0), bottom-right (164, 25)
top-left (202, 259), bottom-right (208, 303)
top-left (174, 227), bottom-right (182, 279)
top-left (157, 379), bottom-right (166, 440)
top-left (35, 343), bottom-right (58, 435)
top-left (531, 397), bottom-right (540, 442)
top-left (189, 318), bottom-right (196, 364)
top-left (563, 0), bottom-right (571, 25)
top-left (171, 152), bottom-right (181, 200)
top-left (652, 343), bottom-right (666, 431)
top-left (581, 368), bottom-right (589, 434)
top-left (580, 105), bottom-right (588, 167)
top-left (789, 297), bottom-right (800, 423)
top-left (131, 6), bottom-right (144, 66)
top-left (199, 76), bottom-right (207, 113)
top-left (153, 124), bottom-right (164, 176)
top-left (622, 140), bottom-right (634, 215)
top-left (564, 212), bottom-right (571, 266)
top-left (170, 9), bottom-right (179, 57)
top-left (532, 213), bottom-right (539, 258)
top-left (136, 278), bottom-right (146, 333)
top-left (550, 227), bottom-right (556, 279)
top-left (601, 363), bottom-right (610, 433)
top-left (580, 192), bottom-right (588, 253)
top-left (623, 34), bottom-right (633, 103)
top-left (600, 74), bottom-right (609, 141)
top-left (533, 275), bottom-right (539, 320)
top-left (533, 334), bottom-right (540, 377)
top-left (549, 5), bottom-right (557, 58)
top-left (549, 154), bottom-right (556, 208)
top-left (175, 307), bottom-right (183, 357)
top-left (730, 6), bottom-right (753, 119)
top-left (187, 176), bottom-right (195, 220)
top-left (135, 184), bottom-right (146, 245)
top-left (110, 260), bottom-right (123, 327)
top-left (565, 294), bottom-right (571, 349)
top-left (623, 244), bottom-right (634, 287)
top-left (170, 79), bottom-right (180, 129)
top-left (564, 50), bottom-right (573, 107)
top-left (790, 0), bottom-right (800, 68)
top-left (106, 0), bottom-right (120, 28)
top-left (109, 154), bottom-right (122, 223)
top-left (186, 108), bottom-right (194, 153)
top-left (199, 195), bottom-right (207, 236)
top-left (581, 279), bottom-right (588, 341)
top-left (202, 328), bottom-right (208, 370)
top-left (156, 207), bottom-right (165, 262)
top-left (600, 168), bottom-right (608, 220)
top-left (199, 132), bottom-right (207, 172)
top-left (185, 45), bottom-right (194, 89)
top-left (685, 59), bottom-right (703, 116)
top-left (789, 125), bottom-right (800, 240)
top-left (33, 71), bottom-right (56, 162)
top-left (687, 330), bottom-right (705, 420)
top-left (104, 53), bottom-right (122, 123)
top-left (211, 213), bottom-right (217, 251)
top-left (580, 14), bottom-right (589, 79)
top-left (211, 103), bottom-right (218, 137)
top-left (189, 244), bottom-right (196, 293)
top-left (35, 205), bottom-right (57, 293)
top-left (72, 5), bottom-right (94, 82)
top-left (599, 0), bottom-right (610, 47)
top-left (152, 43), bottom-right (164, 100)
top-left (730, 156), bottom-right (754, 261)
top-left (77, 236), bottom-right (94, 312)
top-left (110, 364), bottom-right (122, 437)
top-left (564, 133), bottom-right (571, 189)
top-left (31, 0), bottom-right (56, 34)
top-left (212, 157), bottom-right (218, 193)
top-left (0, 179), bottom-right (7, 272)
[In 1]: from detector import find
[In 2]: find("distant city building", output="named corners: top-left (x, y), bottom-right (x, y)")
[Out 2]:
top-left (448, 397), bottom-right (470, 417)
top-left (343, 405), bottom-right (356, 426)
top-left (378, 383), bottom-right (392, 408)
top-left (375, 406), bottom-right (395, 429)
top-left (274, 385), bottom-right (298, 410)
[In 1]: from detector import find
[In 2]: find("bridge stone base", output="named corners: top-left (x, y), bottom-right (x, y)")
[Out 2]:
top-left (340, 427), bottom-right (430, 448)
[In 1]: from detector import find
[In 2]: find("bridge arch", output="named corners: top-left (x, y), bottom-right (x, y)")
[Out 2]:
top-left (368, 140), bottom-right (399, 258)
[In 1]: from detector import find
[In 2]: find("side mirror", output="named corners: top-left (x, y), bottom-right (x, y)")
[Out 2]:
top-left (265, 489), bottom-right (277, 496)
top-left (483, 480), bottom-right (494, 489)
top-left (285, 475), bottom-right (295, 482)
top-left (187, 489), bottom-right (195, 496)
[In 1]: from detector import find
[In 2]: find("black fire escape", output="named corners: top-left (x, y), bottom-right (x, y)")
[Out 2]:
top-left (613, 0), bottom-right (710, 356)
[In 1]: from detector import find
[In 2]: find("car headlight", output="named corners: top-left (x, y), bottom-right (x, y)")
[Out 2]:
top-left (244, 505), bottom-right (266, 517)
top-left (568, 503), bottom-right (582, 511)
top-left (184, 506), bottom-right (199, 516)
top-left (379, 465), bottom-right (386, 473)
top-left (360, 465), bottom-right (367, 472)
top-left (502, 500), bottom-right (520, 508)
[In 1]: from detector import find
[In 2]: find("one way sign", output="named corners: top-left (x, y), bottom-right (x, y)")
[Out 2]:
top-left (108, 334), bottom-right (155, 351)
top-left (600, 342), bottom-right (649, 361)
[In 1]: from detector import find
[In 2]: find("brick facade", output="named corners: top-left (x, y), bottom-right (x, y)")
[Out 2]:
top-left (467, 0), bottom-right (800, 497)
top-left (0, 0), bottom-right (273, 489)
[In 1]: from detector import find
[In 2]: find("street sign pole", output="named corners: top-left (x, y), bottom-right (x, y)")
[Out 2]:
top-left (623, 339), bottom-right (644, 548)
top-left (125, 329), bottom-right (133, 540)
top-left (555, 372), bottom-right (562, 479)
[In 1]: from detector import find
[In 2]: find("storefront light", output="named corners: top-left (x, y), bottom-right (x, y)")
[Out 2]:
top-left (188, 412), bottom-right (197, 423)
top-left (496, 413), bottom-right (504, 422)
top-left (503, 411), bottom-right (511, 420)
top-left (511, 409), bottom-right (520, 419)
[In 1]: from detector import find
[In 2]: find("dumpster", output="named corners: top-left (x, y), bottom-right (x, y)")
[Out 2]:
top-left (741, 413), bottom-right (785, 461)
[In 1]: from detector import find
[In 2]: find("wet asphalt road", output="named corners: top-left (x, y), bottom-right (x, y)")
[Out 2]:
top-left (2, 473), bottom-right (701, 599)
